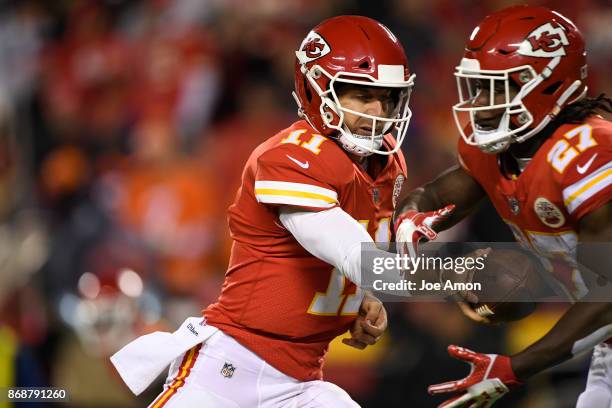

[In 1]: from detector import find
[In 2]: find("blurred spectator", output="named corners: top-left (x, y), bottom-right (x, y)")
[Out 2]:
top-left (110, 115), bottom-right (225, 300)
top-left (0, 0), bottom-right (49, 102)
top-left (202, 80), bottom-right (294, 206)
top-left (0, 71), bottom-right (49, 405)
top-left (53, 258), bottom-right (165, 408)
top-left (39, 1), bottom-right (133, 148)
top-left (127, 22), bottom-right (221, 147)
top-left (0, 0), bottom-right (608, 406)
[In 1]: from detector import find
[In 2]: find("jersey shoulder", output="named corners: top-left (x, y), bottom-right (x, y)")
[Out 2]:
top-left (547, 116), bottom-right (612, 148)
top-left (257, 120), bottom-right (355, 182)
top-left (545, 117), bottom-right (612, 220)
top-left (587, 115), bottom-right (612, 143)
top-left (253, 120), bottom-right (354, 210)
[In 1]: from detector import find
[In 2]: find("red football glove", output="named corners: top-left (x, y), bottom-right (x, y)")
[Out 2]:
top-left (428, 345), bottom-right (521, 408)
top-left (394, 205), bottom-right (455, 258)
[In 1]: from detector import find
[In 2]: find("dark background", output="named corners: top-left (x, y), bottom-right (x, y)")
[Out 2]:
top-left (0, 0), bottom-right (610, 406)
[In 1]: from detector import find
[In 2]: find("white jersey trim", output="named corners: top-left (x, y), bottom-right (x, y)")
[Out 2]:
top-left (563, 162), bottom-right (612, 214)
top-left (255, 181), bottom-right (338, 208)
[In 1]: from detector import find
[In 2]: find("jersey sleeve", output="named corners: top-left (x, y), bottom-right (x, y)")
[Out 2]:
top-left (254, 144), bottom-right (341, 212)
top-left (560, 147), bottom-right (612, 222)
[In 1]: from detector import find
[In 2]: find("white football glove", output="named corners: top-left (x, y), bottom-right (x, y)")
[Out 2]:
top-left (428, 345), bottom-right (521, 408)
top-left (394, 205), bottom-right (455, 258)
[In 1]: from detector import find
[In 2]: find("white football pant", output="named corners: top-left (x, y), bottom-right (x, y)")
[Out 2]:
top-left (576, 342), bottom-right (612, 408)
top-left (148, 328), bottom-right (360, 408)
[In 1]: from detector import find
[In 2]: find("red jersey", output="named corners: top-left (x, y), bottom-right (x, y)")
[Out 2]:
top-left (459, 116), bottom-right (612, 299)
top-left (204, 120), bottom-right (407, 381)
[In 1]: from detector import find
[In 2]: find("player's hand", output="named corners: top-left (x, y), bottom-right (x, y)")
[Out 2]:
top-left (342, 293), bottom-right (387, 350)
top-left (394, 205), bottom-right (455, 259)
top-left (428, 345), bottom-right (521, 407)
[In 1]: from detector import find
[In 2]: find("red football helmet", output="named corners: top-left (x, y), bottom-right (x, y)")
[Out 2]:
top-left (453, 6), bottom-right (588, 153)
top-left (293, 15), bottom-right (415, 156)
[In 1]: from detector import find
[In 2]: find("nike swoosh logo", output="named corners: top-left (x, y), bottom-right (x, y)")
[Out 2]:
top-left (577, 153), bottom-right (598, 174)
top-left (286, 155), bottom-right (309, 169)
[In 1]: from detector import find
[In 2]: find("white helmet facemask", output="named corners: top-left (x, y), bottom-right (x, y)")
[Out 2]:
top-left (297, 63), bottom-right (415, 157)
top-left (453, 57), bottom-right (584, 154)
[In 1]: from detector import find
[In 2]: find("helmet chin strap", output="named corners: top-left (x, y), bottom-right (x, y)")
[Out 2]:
top-left (338, 124), bottom-right (384, 157)
top-left (473, 112), bottom-right (512, 153)
top-left (292, 91), bottom-right (306, 119)
top-left (320, 97), bottom-right (384, 157)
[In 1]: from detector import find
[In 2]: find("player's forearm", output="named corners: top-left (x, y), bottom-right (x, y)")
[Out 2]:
top-left (395, 165), bottom-right (486, 231)
top-left (511, 300), bottom-right (612, 379)
top-left (395, 186), bottom-right (434, 213)
top-left (279, 206), bottom-right (372, 286)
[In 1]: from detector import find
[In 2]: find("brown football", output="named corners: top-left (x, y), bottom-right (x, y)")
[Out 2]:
top-left (470, 249), bottom-right (543, 323)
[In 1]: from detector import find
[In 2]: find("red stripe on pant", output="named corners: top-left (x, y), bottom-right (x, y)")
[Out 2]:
top-left (150, 343), bottom-right (203, 408)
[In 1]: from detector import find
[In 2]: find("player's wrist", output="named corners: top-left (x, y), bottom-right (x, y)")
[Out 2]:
top-left (495, 354), bottom-right (523, 387)
top-left (506, 355), bottom-right (529, 384)
top-left (510, 351), bottom-right (546, 382)
top-left (393, 209), bottom-right (419, 233)
top-left (361, 291), bottom-right (380, 304)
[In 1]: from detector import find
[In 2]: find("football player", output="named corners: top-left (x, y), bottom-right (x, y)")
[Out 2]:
top-left (393, 5), bottom-right (612, 408)
top-left (112, 16), bottom-right (414, 407)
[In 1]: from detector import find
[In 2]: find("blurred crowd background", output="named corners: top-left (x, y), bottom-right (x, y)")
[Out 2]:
top-left (0, 0), bottom-right (610, 407)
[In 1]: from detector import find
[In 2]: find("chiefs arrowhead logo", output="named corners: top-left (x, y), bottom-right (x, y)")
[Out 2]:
top-left (534, 197), bottom-right (565, 228)
top-left (518, 23), bottom-right (569, 58)
top-left (296, 31), bottom-right (331, 63)
top-left (303, 38), bottom-right (325, 58)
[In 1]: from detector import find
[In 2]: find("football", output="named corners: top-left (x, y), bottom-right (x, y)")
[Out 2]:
top-left (470, 249), bottom-right (543, 323)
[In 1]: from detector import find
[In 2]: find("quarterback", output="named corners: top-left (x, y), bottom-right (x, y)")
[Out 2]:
top-left (394, 6), bottom-right (612, 408)
top-left (112, 16), bottom-right (414, 407)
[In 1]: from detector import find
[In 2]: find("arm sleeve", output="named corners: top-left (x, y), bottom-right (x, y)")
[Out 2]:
top-left (278, 206), bottom-right (373, 286)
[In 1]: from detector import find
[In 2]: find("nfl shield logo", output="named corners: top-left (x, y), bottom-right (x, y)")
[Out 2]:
top-left (372, 188), bottom-right (380, 204)
top-left (221, 362), bottom-right (236, 378)
top-left (392, 174), bottom-right (405, 208)
top-left (507, 197), bottom-right (520, 215)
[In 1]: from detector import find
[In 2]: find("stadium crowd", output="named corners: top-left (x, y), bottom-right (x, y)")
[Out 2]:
top-left (0, 0), bottom-right (610, 406)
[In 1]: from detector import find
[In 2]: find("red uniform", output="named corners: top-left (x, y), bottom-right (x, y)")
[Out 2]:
top-left (458, 116), bottom-right (612, 299)
top-left (204, 120), bottom-right (407, 381)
